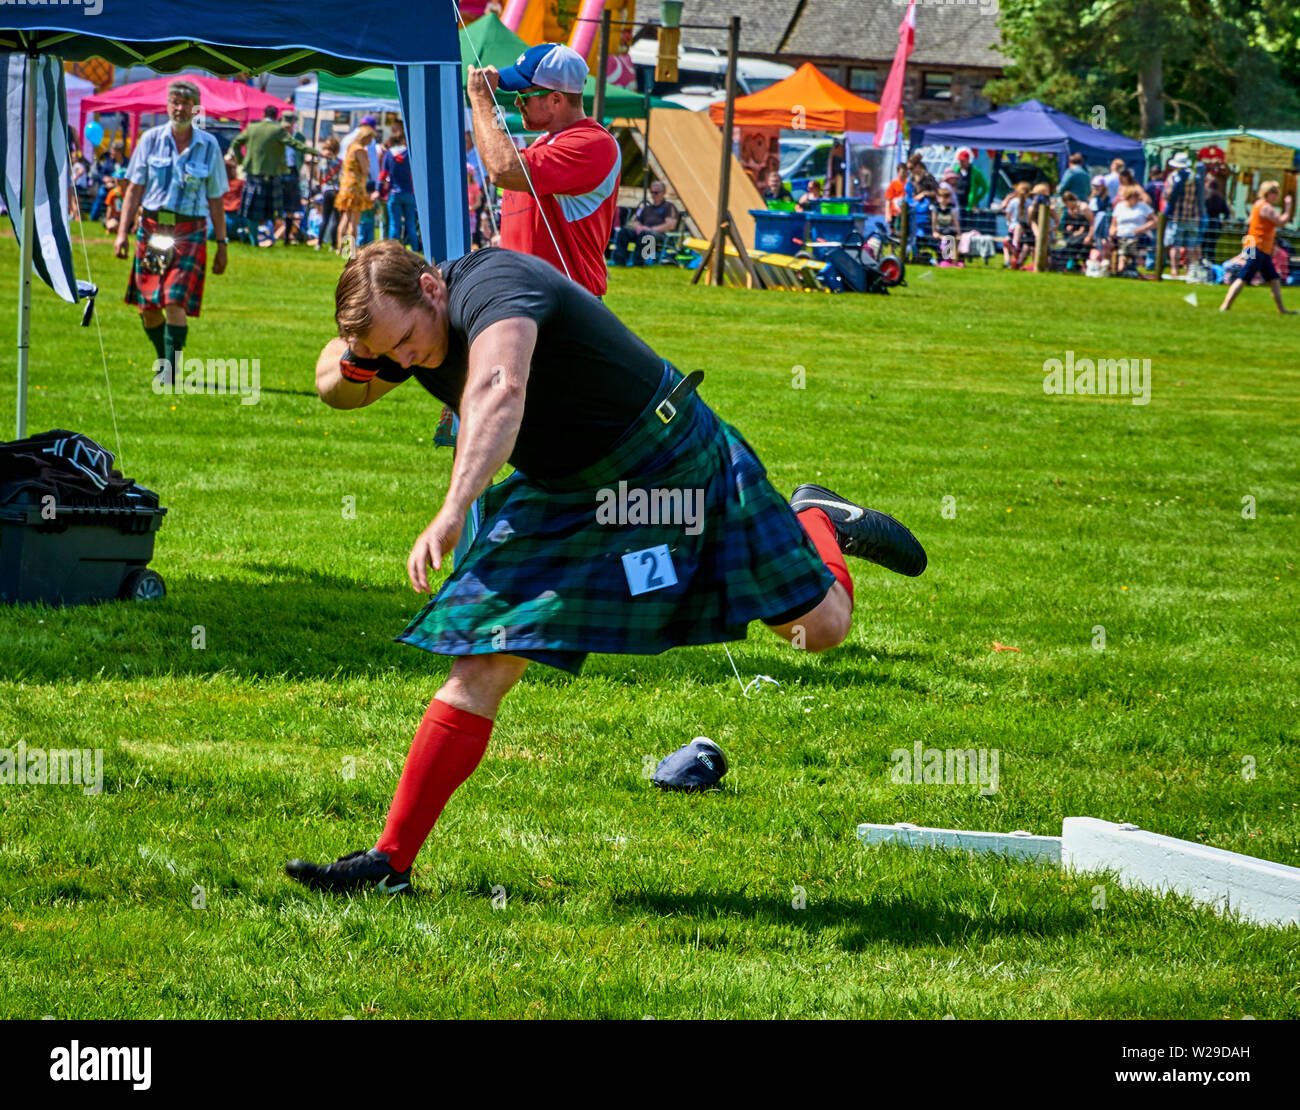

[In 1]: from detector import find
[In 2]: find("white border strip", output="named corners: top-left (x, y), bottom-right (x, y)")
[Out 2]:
top-left (857, 822), bottom-right (1062, 863)
top-left (856, 818), bottom-right (1300, 928)
top-left (1062, 817), bottom-right (1300, 928)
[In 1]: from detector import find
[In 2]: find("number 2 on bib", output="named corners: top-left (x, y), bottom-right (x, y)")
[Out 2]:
top-left (622, 544), bottom-right (678, 596)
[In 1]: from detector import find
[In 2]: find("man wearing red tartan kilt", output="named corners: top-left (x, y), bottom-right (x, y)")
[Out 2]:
top-left (115, 79), bottom-right (230, 384)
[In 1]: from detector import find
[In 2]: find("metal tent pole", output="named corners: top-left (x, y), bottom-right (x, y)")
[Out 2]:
top-left (710, 15), bottom-right (740, 287)
top-left (593, 9), bottom-right (610, 127)
top-left (16, 54), bottom-right (38, 440)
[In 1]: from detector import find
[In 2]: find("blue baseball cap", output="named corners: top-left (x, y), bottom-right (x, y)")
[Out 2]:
top-left (496, 43), bottom-right (589, 95)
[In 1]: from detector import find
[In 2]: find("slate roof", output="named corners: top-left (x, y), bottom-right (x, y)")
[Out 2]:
top-left (679, 0), bottom-right (1010, 70)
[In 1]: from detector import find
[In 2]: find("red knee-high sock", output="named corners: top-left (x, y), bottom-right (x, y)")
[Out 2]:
top-left (375, 698), bottom-right (493, 872)
top-left (798, 507), bottom-right (854, 606)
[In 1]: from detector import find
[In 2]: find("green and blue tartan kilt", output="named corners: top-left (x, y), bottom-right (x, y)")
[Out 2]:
top-left (396, 363), bottom-right (835, 674)
top-left (124, 217), bottom-right (207, 317)
top-left (239, 173), bottom-right (286, 224)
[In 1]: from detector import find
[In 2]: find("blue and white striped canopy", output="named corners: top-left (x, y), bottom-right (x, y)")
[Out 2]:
top-left (1, 55), bottom-right (78, 303)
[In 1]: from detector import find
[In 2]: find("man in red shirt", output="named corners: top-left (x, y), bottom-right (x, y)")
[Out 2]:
top-left (468, 43), bottom-right (620, 297)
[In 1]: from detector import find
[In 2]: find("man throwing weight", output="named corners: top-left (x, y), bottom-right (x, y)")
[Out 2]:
top-left (287, 241), bottom-right (927, 893)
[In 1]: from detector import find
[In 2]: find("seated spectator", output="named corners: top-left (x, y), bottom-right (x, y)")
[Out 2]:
top-left (612, 182), bottom-right (679, 267)
top-left (759, 169), bottom-right (794, 205)
top-left (305, 198), bottom-right (324, 245)
top-left (102, 168), bottom-right (126, 235)
top-left (1058, 191), bottom-right (1091, 269)
top-left (221, 155), bottom-right (249, 243)
top-left (931, 182), bottom-right (962, 262)
top-left (1110, 183), bottom-right (1157, 275)
top-left (88, 140), bottom-right (125, 222)
top-left (884, 164), bottom-right (907, 226)
top-left (797, 178), bottom-right (824, 213)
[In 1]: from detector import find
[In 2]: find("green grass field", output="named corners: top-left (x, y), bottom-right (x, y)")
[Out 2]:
top-left (1, 233), bottom-right (1297, 1018)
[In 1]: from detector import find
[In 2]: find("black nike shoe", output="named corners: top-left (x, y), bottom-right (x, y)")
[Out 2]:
top-left (285, 848), bottom-right (412, 894)
top-left (790, 484), bottom-right (927, 577)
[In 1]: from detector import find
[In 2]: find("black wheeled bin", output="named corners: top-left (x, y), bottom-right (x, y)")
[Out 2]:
top-left (0, 427), bottom-right (169, 607)
top-left (0, 482), bottom-right (167, 605)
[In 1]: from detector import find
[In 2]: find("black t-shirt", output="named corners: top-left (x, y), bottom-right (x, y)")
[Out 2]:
top-left (1062, 209), bottom-right (1090, 238)
top-left (375, 248), bottom-right (664, 479)
top-left (635, 199), bottom-right (679, 229)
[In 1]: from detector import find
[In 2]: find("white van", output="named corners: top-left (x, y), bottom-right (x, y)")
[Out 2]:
top-left (628, 39), bottom-right (794, 108)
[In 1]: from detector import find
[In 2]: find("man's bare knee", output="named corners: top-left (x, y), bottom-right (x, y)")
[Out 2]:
top-left (769, 583), bottom-right (852, 652)
top-left (438, 653), bottom-right (529, 719)
top-left (799, 609), bottom-right (851, 652)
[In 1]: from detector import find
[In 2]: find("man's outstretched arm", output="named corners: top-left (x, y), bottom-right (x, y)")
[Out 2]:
top-left (406, 316), bottom-right (536, 591)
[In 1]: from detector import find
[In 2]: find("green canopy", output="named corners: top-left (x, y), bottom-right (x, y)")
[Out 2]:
top-left (459, 10), bottom-right (532, 72)
top-left (317, 12), bottom-right (670, 123)
top-left (316, 66), bottom-right (399, 101)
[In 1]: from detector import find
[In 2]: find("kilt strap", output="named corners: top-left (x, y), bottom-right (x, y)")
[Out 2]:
top-left (656, 369), bottom-right (704, 424)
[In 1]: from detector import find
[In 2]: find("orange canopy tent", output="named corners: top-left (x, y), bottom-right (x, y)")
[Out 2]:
top-left (707, 62), bottom-right (879, 132)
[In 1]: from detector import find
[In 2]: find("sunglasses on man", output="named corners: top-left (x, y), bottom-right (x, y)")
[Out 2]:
top-left (512, 88), bottom-right (555, 106)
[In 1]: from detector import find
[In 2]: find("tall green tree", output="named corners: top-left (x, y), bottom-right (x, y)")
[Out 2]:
top-left (987, 0), bottom-right (1300, 137)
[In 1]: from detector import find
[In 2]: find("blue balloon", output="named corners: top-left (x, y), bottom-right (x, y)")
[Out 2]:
top-left (84, 120), bottom-right (103, 147)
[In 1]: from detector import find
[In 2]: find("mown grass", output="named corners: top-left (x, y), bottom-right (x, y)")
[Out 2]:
top-left (0, 231), bottom-right (1296, 1018)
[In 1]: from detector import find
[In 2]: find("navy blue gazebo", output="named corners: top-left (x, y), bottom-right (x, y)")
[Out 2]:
top-left (910, 98), bottom-right (1146, 189)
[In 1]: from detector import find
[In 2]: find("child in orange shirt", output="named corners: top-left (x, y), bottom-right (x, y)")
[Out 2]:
top-left (102, 169), bottom-right (126, 234)
top-left (885, 163), bottom-right (908, 222)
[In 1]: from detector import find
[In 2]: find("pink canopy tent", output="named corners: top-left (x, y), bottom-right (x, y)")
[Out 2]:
top-left (79, 74), bottom-right (294, 148)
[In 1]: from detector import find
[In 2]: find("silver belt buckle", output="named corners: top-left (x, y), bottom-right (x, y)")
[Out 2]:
top-left (142, 232), bottom-right (176, 275)
top-left (654, 397), bottom-right (677, 424)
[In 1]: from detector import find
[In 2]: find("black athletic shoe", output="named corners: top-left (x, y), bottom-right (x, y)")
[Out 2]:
top-left (790, 484), bottom-right (927, 577)
top-left (285, 848), bottom-right (411, 894)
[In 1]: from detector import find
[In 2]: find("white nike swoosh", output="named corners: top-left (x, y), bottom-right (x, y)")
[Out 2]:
top-left (794, 497), bottom-right (864, 522)
top-left (375, 876), bottom-right (409, 894)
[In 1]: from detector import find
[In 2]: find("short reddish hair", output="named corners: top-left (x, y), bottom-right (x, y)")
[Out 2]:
top-left (334, 240), bottom-right (442, 339)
